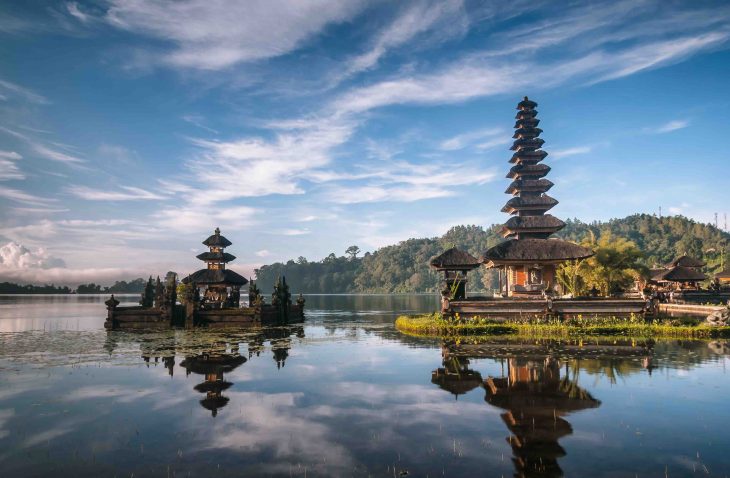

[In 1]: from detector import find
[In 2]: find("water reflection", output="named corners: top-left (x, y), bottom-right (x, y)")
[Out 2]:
top-left (433, 339), bottom-right (662, 477)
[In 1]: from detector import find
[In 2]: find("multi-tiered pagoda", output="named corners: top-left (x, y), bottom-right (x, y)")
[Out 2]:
top-left (482, 97), bottom-right (593, 297)
top-left (182, 227), bottom-right (248, 307)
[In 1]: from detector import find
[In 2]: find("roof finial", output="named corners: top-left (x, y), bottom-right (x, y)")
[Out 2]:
top-left (524, 96), bottom-right (528, 101)
top-left (215, 227), bottom-right (220, 235)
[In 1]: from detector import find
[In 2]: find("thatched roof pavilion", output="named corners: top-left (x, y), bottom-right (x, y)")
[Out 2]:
top-left (430, 247), bottom-right (480, 300)
top-left (482, 97), bottom-right (593, 297)
top-left (668, 255), bottom-right (706, 268)
top-left (652, 266), bottom-right (707, 283)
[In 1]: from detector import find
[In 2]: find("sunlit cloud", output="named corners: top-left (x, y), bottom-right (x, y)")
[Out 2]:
top-left (67, 185), bottom-right (167, 201)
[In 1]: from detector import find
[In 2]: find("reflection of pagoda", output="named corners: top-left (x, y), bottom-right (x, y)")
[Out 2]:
top-left (484, 357), bottom-right (600, 478)
top-left (182, 228), bottom-right (248, 308)
top-left (482, 97), bottom-right (593, 297)
top-left (181, 352), bottom-right (247, 417)
top-left (431, 354), bottom-right (483, 400)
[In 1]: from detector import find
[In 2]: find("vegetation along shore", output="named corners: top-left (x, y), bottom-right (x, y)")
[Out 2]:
top-left (395, 313), bottom-right (730, 339)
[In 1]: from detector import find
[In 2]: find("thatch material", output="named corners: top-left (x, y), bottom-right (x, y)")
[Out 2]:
top-left (514, 117), bottom-right (540, 129)
top-left (516, 109), bottom-right (538, 119)
top-left (203, 227), bottom-right (233, 247)
top-left (182, 268), bottom-right (248, 285)
top-left (501, 195), bottom-right (558, 213)
top-left (510, 149), bottom-right (547, 163)
top-left (512, 127), bottom-right (543, 138)
top-left (431, 369), bottom-right (483, 396)
top-left (507, 163), bottom-right (550, 179)
top-left (668, 255), bottom-right (705, 268)
top-left (503, 214), bottom-right (565, 232)
top-left (517, 97), bottom-right (538, 109)
top-left (510, 137), bottom-right (544, 151)
top-left (482, 239), bottom-right (594, 263)
top-left (429, 247), bottom-right (481, 270)
top-left (506, 178), bottom-right (553, 195)
top-left (653, 266), bottom-right (707, 282)
top-left (196, 251), bottom-right (236, 262)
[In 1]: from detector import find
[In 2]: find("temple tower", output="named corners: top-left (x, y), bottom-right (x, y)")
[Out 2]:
top-left (482, 97), bottom-right (593, 297)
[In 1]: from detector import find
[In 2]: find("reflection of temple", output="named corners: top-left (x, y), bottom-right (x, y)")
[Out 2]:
top-left (484, 357), bottom-right (600, 478)
top-left (431, 355), bottom-right (483, 400)
top-left (181, 352), bottom-right (247, 417)
top-left (430, 340), bottom-right (662, 478)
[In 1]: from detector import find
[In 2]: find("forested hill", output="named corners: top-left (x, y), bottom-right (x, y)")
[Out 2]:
top-left (254, 214), bottom-right (730, 294)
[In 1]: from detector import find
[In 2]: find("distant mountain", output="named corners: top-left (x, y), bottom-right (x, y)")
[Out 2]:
top-left (255, 214), bottom-right (730, 294)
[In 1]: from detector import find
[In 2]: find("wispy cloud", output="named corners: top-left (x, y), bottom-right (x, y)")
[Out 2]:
top-left (104, 0), bottom-right (368, 70)
top-left (67, 185), bottom-right (166, 201)
top-left (653, 119), bottom-right (690, 134)
top-left (0, 186), bottom-right (54, 205)
top-left (439, 127), bottom-right (502, 151)
top-left (0, 150), bottom-right (23, 180)
top-left (0, 78), bottom-right (48, 104)
top-left (550, 146), bottom-right (593, 159)
top-left (31, 143), bottom-right (84, 164)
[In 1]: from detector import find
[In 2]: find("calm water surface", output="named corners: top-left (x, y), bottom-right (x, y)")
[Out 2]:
top-left (1, 294), bottom-right (729, 477)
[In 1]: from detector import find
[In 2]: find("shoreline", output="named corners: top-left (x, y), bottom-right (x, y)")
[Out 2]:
top-left (395, 314), bottom-right (730, 339)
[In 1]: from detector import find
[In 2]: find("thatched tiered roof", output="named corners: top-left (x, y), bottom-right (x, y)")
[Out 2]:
top-left (483, 97), bottom-right (593, 264)
top-left (429, 247), bottom-right (481, 270)
top-left (203, 227), bottom-right (232, 247)
top-left (652, 266), bottom-right (707, 282)
top-left (182, 268), bottom-right (248, 285)
top-left (482, 239), bottom-right (593, 264)
top-left (668, 255), bottom-right (705, 268)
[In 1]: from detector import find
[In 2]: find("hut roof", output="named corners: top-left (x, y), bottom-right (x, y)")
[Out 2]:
top-left (482, 238), bottom-right (594, 263)
top-left (501, 195), bottom-right (558, 213)
top-left (181, 268), bottom-right (248, 286)
top-left (514, 117), bottom-right (540, 129)
top-left (653, 266), bottom-right (707, 282)
top-left (668, 255), bottom-right (705, 268)
top-left (202, 227), bottom-right (232, 247)
top-left (510, 137), bottom-right (545, 151)
top-left (507, 163), bottom-right (550, 179)
top-left (431, 369), bottom-right (483, 396)
top-left (715, 269), bottom-right (730, 279)
top-left (515, 109), bottom-right (538, 119)
top-left (503, 214), bottom-right (565, 232)
top-left (517, 97), bottom-right (538, 109)
top-left (505, 178), bottom-right (554, 195)
top-left (429, 247), bottom-right (481, 270)
top-left (512, 127), bottom-right (543, 138)
top-left (196, 251), bottom-right (236, 262)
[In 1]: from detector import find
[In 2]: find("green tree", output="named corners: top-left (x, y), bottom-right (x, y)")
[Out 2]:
top-left (345, 245), bottom-right (361, 260)
top-left (581, 233), bottom-right (648, 296)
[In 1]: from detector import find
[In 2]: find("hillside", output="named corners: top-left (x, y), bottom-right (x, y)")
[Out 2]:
top-left (254, 214), bottom-right (730, 294)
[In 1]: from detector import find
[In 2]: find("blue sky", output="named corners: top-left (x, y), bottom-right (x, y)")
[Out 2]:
top-left (1, 0), bottom-right (729, 285)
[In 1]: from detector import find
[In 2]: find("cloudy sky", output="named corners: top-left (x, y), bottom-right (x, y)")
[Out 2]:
top-left (1, 0), bottom-right (729, 285)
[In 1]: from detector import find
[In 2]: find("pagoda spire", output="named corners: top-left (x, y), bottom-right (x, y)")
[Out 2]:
top-left (501, 97), bottom-right (564, 239)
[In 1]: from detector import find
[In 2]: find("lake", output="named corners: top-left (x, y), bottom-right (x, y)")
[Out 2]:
top-left (1, 294), bottom-right (729, 477)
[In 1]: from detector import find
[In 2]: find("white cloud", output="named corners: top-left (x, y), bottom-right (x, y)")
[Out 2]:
top-left (440, 127), bottom-right (503, 151)
top-left (255, 249), bottom-right (271, 258)
top-left (0, 242), bottom-right (65, 270)
top-left (654, 119), bottom-right (690, 134)
top-left (154, 204), bottom-right (258, 233)
top-left (31, 143), bottom-right (84, 164)
top-left (0, 150), bottom-right (23, 180)
top-left (550, 146), bottom-right (592, 159)
top-left (67, 185), bottom-right (166, 201)
top-left (104, 0), bottom-right (367, 70)
top-left (65, 2), bottom-right (91, 23)
top-left (0, 186), bottom-right (54, 205)
top-left (341, 0), bottom-right (468, 80)
top-left (0, 78), bottom-right (48, 104)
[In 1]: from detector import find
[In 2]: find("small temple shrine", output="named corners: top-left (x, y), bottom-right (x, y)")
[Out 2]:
top-left (481, 97), bottom-right (593, 297)
top-left (104, 227), bottom-right (305, 330)
top-left (182, 227), bottom-right (248, 308)
top-left (429, 247), bottom-right (481, 300)
top-left (650, 255), bottom-right (707, 290)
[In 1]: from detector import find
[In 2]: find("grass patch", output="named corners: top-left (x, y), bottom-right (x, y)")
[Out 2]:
top-left (395, 313), bottom-right (730, 339)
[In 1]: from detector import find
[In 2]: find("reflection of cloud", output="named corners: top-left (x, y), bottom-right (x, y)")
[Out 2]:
top-left (0, 409), bottom-right (13, 439)
top-left (63, 386), bottom-right (158, 403)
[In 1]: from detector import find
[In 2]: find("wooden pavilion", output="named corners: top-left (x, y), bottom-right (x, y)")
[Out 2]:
top-left (481, 97), bottom-right (593, 297)
top-left (429, 247), bottom-right (481, 300)
top-left (650, 255), bottom-right (707, 290)
top-left (182, 227), bottom-right (248, 308)
top-left (715, 269), bottom-right (730, 286)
